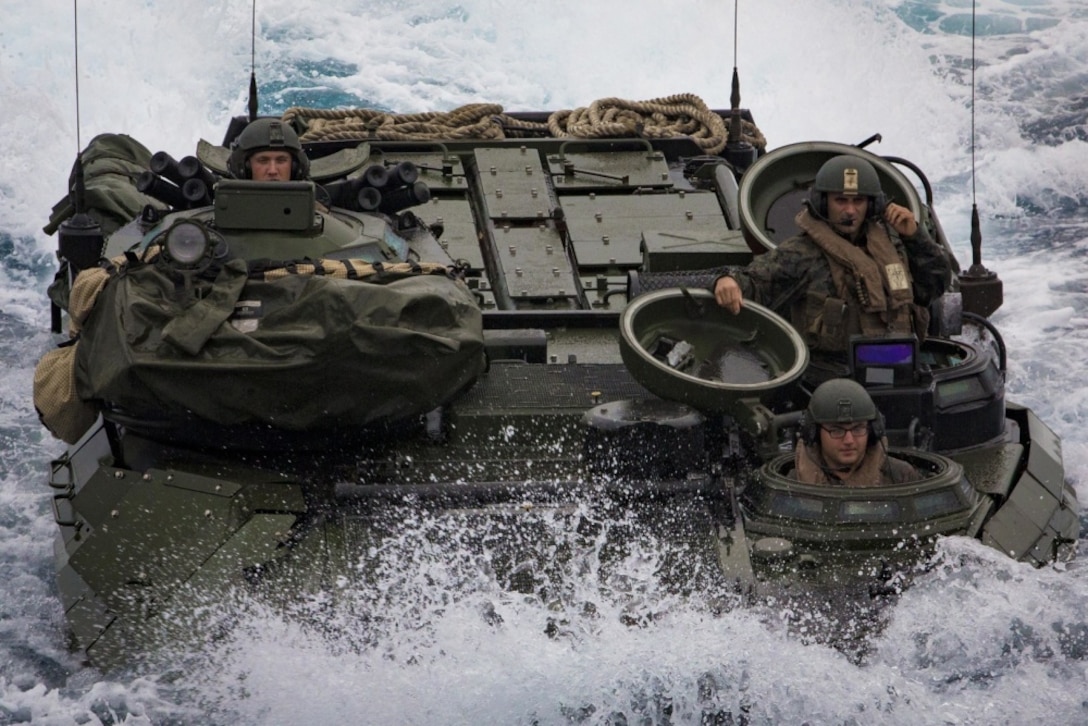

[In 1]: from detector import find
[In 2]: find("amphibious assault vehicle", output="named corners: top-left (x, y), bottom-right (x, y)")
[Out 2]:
top-left (38, 94), bottom-right (1079, 669)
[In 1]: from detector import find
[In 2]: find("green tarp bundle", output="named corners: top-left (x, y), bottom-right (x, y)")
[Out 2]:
top-left (44, 133), bottom-right (164, 238)
top-left (75, 257), bottom-right (486, 430)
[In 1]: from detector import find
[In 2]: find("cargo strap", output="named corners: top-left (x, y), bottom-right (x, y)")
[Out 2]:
top-left (253, 258), bottom-right (451, 282)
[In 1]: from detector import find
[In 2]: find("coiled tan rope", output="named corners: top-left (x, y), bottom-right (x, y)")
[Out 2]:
top-left (283, 104), bottom-right (510, 143)
top-left (282, 94), bottom-right (766, 154)
top-left (547, 94), bottom-right (732, 153)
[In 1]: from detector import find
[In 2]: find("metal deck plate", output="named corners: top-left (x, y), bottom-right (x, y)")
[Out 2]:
top-left (495, 226), bottom-right (578, 301)
top-left (406, 196), bottom-right (487, 270)
top-left (454, 361), bottom-right (651, 412)
top-left (547, 149), bottom-right (673, 191)
top-left (562, 192), bottom-right (731, 268)
top-left (475, 147), bottom-right (556, 220)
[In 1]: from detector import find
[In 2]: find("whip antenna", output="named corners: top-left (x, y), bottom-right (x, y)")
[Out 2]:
top-left (724, 0), bottom-right (756, 171)
top-left (733, 1), bottom-right (738, 71)
top-left (73, 1), bottom-right (82, 155)
top-left (248, 0), bottom-right (259, 121)
top-left (958, 0), bottom-right (1003, 317)
top-left (53, 0), bottom-right (105, 333)
top-left (970, 2), bottom-right (980, 267)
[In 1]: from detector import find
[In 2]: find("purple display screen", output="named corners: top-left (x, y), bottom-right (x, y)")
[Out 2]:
top-left (854, 341), bottom-right (915, 367)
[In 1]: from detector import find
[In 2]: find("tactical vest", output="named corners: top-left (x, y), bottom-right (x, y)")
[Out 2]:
top-left (792, 209), bottom-right (928, 354)
top-left (794, 439), bottom-right (920, 487)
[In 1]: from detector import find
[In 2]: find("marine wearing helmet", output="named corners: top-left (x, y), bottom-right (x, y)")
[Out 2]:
top-left (809, 155), bottom-right (887, 222)
top-left (708, 153), bottom-right (952, 379)
top-left (793, 378), bottom-right (919, 487)
top-left (227, 118), bottom-right (311, 181)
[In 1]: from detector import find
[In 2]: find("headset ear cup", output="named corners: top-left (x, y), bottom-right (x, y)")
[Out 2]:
top-left (872, 192), bottom-right (887, 219)
top-left (870, 412), bottom-right (886, 441)
top-left (799, 413), bottom-right (818, 446)
top-left (292, 153), bottom-right (311, 180)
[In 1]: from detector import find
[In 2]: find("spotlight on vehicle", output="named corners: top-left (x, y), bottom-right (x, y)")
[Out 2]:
top-left (164, 220), bottom-right (220, 267)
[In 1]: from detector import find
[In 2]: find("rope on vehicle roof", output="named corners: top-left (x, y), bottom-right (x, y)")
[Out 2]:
top-left (282, 103), bottom-right (510, 142)
top-left (282, 94), bottom-right (765, 154)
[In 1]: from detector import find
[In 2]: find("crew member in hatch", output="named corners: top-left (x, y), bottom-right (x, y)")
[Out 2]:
top-left (793, 378), bottom-right (920, 487)
top-left (711, 154), bottom-right (951, 382)
top-left (227, 118), bottom-right (311, 182)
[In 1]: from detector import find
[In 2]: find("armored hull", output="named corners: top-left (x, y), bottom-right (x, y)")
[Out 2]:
top-left (39, 98), bottom-right (1079, 669)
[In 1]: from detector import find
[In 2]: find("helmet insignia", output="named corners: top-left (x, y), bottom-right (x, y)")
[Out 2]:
top-left (843, 168), bottom-right (859, 194)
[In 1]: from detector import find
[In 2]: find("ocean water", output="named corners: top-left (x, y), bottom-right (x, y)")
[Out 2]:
top-left (1, 0), bottom-right (1086, 723)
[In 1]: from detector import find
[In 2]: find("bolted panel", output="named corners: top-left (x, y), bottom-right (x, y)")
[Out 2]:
top-left (405, 196), bottom-right (487, 271)
top-left (562, 192), bottom-right (731, 268)
top-left (546, 149), bottom-right (674, 191)
top-left (495, 225), bottom-right (579, 302)
top-left (475, 147), bottom-right (556, 221)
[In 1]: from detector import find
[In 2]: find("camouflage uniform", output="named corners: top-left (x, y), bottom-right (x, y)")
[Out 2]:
top-left (719, 207), bottom-right (949, 373)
